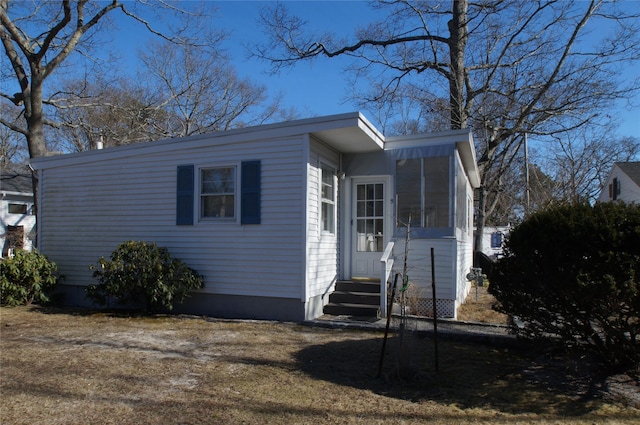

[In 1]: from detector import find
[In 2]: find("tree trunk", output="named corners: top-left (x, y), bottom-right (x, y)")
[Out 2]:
top-left (473, 185), bottom-right (486, 262)
top-left (448, 0), bottom-right (468, 130)
top-left (25, 70), bottom-right (47, 246)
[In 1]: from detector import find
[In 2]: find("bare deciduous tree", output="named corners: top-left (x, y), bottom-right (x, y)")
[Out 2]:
top-left (0, 0), bottom-right (209, 221)
top-left (51, 39), bottom-right (295, 151)
top-left (0, 104), bottom-right (27, 166)
top-left (139, 40), bottom-right (280, 138)
top-left (52, 76), bottom-right (170, 152)
top-left (256, 0), bottom-right (640, 251)
top-left (540, 131), bottom-right (640, 204)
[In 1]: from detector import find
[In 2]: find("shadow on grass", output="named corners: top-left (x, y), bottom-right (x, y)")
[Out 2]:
top-left (22, 306), bottom-right (612, 418)
top-left (295, 331), bottom-right (604, 416)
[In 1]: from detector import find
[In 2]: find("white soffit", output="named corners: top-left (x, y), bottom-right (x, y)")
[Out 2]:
top-left (311, 112), bottom-right (385, 153)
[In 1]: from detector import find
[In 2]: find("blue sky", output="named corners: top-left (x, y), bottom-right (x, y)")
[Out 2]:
top-left (112, 1), bottom-right (639, 138)
top-left (208, 1), bottom-right (376, 119)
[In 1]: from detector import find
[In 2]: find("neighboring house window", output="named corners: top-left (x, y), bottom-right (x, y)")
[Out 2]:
top-left (8, 203), bottom-right (28, 214)
top-left (609, 177), bottom-right (620, 200)
top-left (609, 177), bottom-right (620, 201)
top-left (201, 166), bottom-right (236, 219)
top-left (321, 164), bottom-right (336, 233)
top-left (396, 156), bottom-right (450, 228)
top-left (491, 232), bottom-right (504, 249)
top-left (3, 225), bottom-right (24, 257)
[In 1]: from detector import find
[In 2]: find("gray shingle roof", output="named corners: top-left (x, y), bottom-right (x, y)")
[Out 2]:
top-left (1, 167), bottom-right (33, 194)
top-left (616, 162), bottom-right (640, 187)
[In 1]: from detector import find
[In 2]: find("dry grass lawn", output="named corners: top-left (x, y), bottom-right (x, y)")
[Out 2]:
top-left (457, 283), bottom-right (509, 324)
top-left (1, 305), bottom-right (638, 424)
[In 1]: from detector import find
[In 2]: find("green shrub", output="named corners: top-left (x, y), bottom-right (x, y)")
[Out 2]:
top-left (488, 202), bottom-right (640, 371)
top-left (87, 241), bottom-right (204, 313)
top-left (0, 250), bottom-right (60, 306)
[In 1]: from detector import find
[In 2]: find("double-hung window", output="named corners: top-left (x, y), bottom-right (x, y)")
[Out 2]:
top-left (200, 166), bottom-right (236, 219)
top-left (321, 164), bottom-right (336, 233)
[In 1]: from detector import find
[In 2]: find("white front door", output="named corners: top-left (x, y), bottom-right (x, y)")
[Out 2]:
top-left (350, 178), bottom-right (388, 279)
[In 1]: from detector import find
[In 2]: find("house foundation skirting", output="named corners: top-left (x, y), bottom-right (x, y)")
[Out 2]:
top-left (394, 297), bottom-right (456, 319)
top-left (52, 284), bottom-right (318, 322)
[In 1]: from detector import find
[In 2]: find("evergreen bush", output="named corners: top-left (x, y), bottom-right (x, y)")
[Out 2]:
top-left (87, 241), bottom-right (204, 312)
top-left (0, 250), bottom-right (60, 306)
top-left (488, 202), bottom-right (640, 371)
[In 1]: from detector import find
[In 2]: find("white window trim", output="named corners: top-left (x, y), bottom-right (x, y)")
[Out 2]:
top-left (198, 164), bottom-right (239, 223)
top-left (7, 203), bottom-right (32, 215)
top-left (320, 161), bottom-right (337, 235)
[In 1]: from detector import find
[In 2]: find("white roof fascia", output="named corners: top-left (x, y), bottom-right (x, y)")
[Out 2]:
top-left (384, 128), bottom-right (472, 148)
top-left (31, 112), bottom-right (385, 170)
top-left (1, 190), bottom-right (33, 197)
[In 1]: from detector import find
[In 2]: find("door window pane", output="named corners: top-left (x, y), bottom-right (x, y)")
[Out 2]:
top-left (355, 183), bottom-right (384, 252)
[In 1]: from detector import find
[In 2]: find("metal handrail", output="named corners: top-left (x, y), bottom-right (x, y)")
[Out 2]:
top-left (379, 241), bottom-right (395, 317)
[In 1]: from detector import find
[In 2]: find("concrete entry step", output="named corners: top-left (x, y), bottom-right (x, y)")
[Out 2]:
top-left (323, 280), bottom-right (381, 317)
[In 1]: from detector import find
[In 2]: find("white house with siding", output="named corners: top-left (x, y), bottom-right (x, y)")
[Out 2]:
top-left (31, 113), bottom-right (480, 321)
top-left (598, 162), bottom-right (640, 204)
top-left (1, 167), bottom-right (36, 257)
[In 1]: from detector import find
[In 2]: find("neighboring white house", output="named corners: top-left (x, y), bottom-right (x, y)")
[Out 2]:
top-left (598, 162), bottom-right (640, 204)
top-left (1, 167), bottom-right (36, 257)
top-left (478, 225), bottom-right (510, 260)
top-left (31, 112), bottom-right (480, 321)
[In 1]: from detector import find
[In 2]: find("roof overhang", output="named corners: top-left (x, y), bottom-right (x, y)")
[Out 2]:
top-left (31, 112), bottom-right (386, 170)
top-left (386, 129), bottom-right (481, 188)
top-left (1, 190), bottom-right (33, 197)
top-left (457, 135), bottom-right (481, 188)
top-left (309, 113), bottom-right (385, 153)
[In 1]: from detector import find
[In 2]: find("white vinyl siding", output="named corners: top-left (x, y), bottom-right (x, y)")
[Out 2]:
top-left (1, 195), bottom-right (36, 256)
top-left (455, 238), bottom-right (473, 314)
top-left (38, 135), bottom-right (307, 300)
top-left (391, 238), bottom-right (457, 300)
top-left (390, 237), bottom-right (470, 318)
top-left (306, 138), bottom-right (340, 299)
top-left (599, 164), bottom-right (640, 204)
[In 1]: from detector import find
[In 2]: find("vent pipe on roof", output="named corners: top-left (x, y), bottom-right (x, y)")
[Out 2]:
top-left (95, 135), bottom-right (104, 150)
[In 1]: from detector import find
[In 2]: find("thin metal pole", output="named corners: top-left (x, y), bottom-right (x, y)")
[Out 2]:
top-left (524, 133), bottom-right (530, 215)
top-left (377, 273), bottom-right (399, 378)
top-left (431, 247), bottom-right (439, 373)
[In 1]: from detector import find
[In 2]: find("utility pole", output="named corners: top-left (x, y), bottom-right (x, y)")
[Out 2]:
top-left (524, 133), bottom-right (530, 215)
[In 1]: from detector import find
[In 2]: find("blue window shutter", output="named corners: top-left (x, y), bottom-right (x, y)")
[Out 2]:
top-left (176, 165), bottom-right (194, 225)
top-left (241, 160), bottom-right (261, 224)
